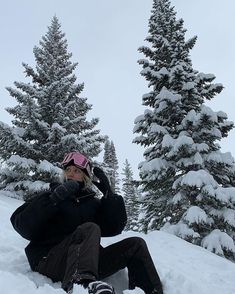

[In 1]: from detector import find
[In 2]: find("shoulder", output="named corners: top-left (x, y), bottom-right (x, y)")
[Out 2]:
top-left (101, 194), bottom-right (124, 204)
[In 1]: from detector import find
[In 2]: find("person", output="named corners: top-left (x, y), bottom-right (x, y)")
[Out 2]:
top-left (10, 151), bottom-right (163, 294)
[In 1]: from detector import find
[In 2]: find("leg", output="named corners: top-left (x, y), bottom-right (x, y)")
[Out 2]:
top-left (36, 222), bottom-right (101, 291)
top-left (98, 237), bottom-right (163, 294)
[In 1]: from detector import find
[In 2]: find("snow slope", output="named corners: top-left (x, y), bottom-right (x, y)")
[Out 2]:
top-left (1, 194), bottom-right (235, 294)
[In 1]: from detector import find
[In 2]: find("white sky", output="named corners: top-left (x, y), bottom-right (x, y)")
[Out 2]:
top-left (0, 0), bottom-right (235, 178)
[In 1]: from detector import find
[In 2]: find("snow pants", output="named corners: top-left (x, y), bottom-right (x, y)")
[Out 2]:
top-left (35, 222), bottom-right (163, 294)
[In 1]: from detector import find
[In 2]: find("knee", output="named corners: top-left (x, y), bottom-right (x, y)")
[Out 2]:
top-left (128, 236), bottom-right (148, 250)
top-left (133, 236), bottom-right (147, 247)
top-left (72, 222), bottom-right (101, 242)
top-left (79, 222), bottom-right (101, 236)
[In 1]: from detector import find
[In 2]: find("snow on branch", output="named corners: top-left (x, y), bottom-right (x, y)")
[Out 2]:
top-left (201, 105), bottom-right (218, 123)
top-left (7, 155), bottom-right (36, 169)
top-left (162, 134), bottom-right (193, 152)
top-left (222, 209), bottom-right (235, 227)
top-left (206, 151), bottom-right (234, 165)
top-left (38, 160), bottom-right (62, 175)
top-left (174, 170), bottom-right (218, 189)
top-left (215, 187), bottom-right (235, 204)
top-left (183, 206), bottom-right (212, 225)
top-left (182, 81), bottom-right (197, 91)
top-left (156, 87), bottom-right (181, 103)
top-left (134, 114), bottom-right (145, 125)
top-left (202, 229), bottom-right (235, 255)
top-left (197, 73), bottom-right (216, 82)
top-left (161, 222), bottom-right (200, 239)
top-left (139, 158), bottom-right (168, 174)
top-left (148, 123), bottom-right (168, 136)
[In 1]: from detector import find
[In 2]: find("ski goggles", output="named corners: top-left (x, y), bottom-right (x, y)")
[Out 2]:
top-left (61, 152), bottom-right (90, 170)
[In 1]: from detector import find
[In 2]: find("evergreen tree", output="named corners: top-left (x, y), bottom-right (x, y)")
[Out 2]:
top-left (0, 16), bottom-right (104, 200)
top-left (103, 139), bottom-right (112, 166)
top-left (103, 139), bottom-right (120, 193)
top-left (109, 141), bottom-right (120, 192)
top-left (122, 159), bottom-right (140, 231)
top-left (133, 0), bottom-right (235, 260)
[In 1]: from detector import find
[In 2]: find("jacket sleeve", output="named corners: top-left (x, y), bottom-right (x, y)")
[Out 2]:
top-left (98, 194), bottom-right (127, 237)
top-left (10, 192), bottom-right (59, 241)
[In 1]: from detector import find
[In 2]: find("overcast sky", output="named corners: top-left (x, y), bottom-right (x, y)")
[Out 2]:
top-left (0, 0), bottom-right (234, 178)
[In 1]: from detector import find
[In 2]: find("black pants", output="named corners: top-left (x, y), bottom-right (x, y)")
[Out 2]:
top-left (36, 222), bottom-right (163, 294)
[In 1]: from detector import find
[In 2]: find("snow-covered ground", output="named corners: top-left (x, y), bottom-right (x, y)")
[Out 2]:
top-left (1, 194), bottom-right (235, 294)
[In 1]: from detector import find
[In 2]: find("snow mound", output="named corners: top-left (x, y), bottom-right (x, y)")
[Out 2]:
top-left (1, 194), bottom-right (235, 294)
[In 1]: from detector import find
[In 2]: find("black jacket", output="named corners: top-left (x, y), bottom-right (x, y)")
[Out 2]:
top-left (10, 184), bottom-right (127, 270)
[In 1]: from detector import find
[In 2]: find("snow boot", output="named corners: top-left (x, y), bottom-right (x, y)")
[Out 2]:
top-left (88, 281), bottom-right (115, 294)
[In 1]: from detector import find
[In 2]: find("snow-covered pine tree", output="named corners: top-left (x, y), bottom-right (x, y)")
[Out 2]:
top-left (122, 159), bottom-right (140, 231)
top-left (103, 139), bottom-right (112, 166)
top-left (103, 139), bottom-right (120, 193)
top-left (109, 141), bottom-right (120, 192)
top-left (0, 16), bottom-right (104, 200)
top-left (133, 0), bottom-right (235, 260)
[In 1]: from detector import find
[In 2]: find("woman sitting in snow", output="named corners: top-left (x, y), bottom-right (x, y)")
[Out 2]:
top-left (10, 151), bottom-right (163, 294)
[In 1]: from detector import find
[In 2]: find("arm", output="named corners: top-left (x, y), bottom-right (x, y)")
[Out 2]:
top-left (11, 180), bottom-right (82, 241)
top-left (92, 167), bottom-right (127, 236)
top-left (99, 193), bottom-right (127, 237)
top-left (10, 192), bottom-right (59, 241)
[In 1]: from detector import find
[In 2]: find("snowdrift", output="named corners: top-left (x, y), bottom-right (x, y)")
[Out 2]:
top-left (1, 194), bottom-right (235, 294)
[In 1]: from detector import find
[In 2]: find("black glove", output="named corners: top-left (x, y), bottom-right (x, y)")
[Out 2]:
top-left (49, 180), bottom-right (82, 204)
top-left (92, 166), bottom-right (112, 197)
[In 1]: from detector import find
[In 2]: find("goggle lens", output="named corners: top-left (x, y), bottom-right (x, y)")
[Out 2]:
top-left (61, 152), bottom-right (89, 169)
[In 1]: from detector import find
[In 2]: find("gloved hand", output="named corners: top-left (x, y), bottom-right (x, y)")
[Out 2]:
top-left (49, 180), bottom-right (82, 204)
top-left (92, 166), bottom-right (112, 197)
